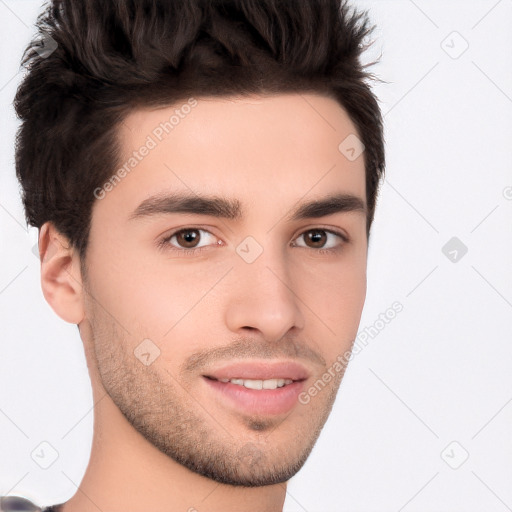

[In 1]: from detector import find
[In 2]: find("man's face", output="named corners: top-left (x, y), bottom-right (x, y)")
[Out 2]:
top-left (82, 93), bottom-right (367, 486)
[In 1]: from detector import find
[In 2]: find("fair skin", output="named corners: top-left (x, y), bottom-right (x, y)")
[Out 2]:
top-left (39, 93), bottom-right (367, 512)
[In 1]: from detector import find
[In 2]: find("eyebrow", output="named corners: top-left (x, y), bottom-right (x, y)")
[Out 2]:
top-left (128, 191), bottom-right (367, 222)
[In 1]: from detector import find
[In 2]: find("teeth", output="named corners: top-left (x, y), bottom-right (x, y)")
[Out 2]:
top-left (218, 378), bottom-right (293, 389)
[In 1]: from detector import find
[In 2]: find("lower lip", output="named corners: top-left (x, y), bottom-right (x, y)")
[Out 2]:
top-left (203, 377), bottom-right (305, 416)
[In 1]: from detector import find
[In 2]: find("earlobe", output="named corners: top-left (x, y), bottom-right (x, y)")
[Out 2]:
top-left (39, 222), bottom-right (85, 324)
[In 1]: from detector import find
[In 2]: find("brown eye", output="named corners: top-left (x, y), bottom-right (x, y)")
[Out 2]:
top-left (160, 228), bottom-right (221, 253)
top-left (292, 228), bottom-right (346, 252)
top-left (175, 229), bottom-right (201, 248)
top-left (303, 229), bottom-right (327, 248)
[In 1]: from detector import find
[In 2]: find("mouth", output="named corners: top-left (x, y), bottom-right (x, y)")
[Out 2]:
top-left (204, 376), bottom-right (297, 390)
top-left (202, 361), bottom-right (309, 416)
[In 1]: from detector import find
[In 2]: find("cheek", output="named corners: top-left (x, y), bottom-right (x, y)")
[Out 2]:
top-left (86, 244), bottom-right (231, 339)
top-left (317, 271), bottom-right (366, 329)
top-left (294, 254), bottom-right (367, 355)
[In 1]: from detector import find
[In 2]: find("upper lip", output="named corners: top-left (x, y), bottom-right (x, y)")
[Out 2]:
top-left (204, 361), bottom-right (310, 382)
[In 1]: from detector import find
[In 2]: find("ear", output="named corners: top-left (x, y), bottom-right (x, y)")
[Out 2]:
top-left (38, 222), bottom-right (85, 324)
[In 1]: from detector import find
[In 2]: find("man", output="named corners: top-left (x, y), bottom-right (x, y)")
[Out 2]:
top-left (3, 0), bottom-right (384, 510)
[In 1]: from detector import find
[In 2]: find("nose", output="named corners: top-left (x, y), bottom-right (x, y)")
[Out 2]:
top-left (224, 244), bottom-right (305, 342)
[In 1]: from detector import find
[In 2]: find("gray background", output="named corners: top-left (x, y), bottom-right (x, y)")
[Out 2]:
top-left (0, 0), bottom-right (511, 510)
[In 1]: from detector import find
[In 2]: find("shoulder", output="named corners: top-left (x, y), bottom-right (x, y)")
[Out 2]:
top-left (0, 496), bottom-right (41, 511)
top-left (0, 496), bottom-right (64, 511)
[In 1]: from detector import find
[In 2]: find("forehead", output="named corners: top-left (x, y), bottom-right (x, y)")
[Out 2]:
top-left (103, 93), bottom-right (366, 217)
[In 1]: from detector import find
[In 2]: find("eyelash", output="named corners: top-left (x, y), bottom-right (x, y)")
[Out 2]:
top-left (157, 226), bottom-right (349, 257)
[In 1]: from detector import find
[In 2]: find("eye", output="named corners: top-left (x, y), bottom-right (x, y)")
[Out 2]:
top-left (292, 228), bottom-right (347, 252)
top-left (160, 228), bottom-right (221, 252)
